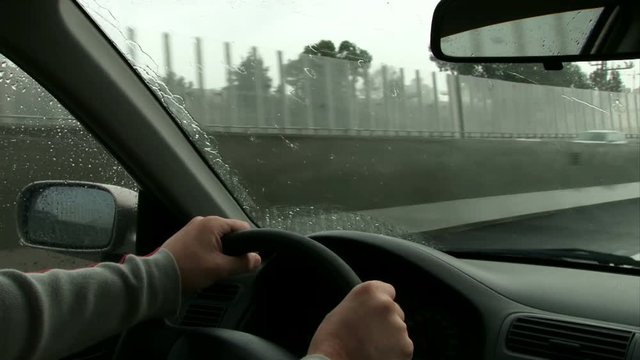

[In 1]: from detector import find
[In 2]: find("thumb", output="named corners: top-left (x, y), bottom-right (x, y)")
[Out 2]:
top-left (215, 252), bottom-right (262, 279)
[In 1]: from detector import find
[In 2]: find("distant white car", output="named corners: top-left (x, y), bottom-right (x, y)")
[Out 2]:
top-left (573, 130), bottom-right (628, 144)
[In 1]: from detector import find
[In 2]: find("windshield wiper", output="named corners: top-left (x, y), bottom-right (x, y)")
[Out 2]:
top-left (445, 248), bottom-right (640, 269)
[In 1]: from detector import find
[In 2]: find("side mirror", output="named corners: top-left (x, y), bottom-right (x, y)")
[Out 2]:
top-left (16, 181), bottom-right (137, 254)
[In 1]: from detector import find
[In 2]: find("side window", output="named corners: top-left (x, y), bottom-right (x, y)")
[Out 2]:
top-left (0, 55), bottom-right (137, 271)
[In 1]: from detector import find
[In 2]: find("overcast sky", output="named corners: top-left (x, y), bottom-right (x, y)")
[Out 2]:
top-left (81, 0), bottom-right (639, 90)
top-left (82, 0), bottom-right (442, 88)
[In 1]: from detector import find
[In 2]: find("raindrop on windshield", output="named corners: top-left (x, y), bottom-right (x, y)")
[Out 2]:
top-left (289, 90), bottom-right (305, 103)
top-left (281, 136), bottom-right (299, 150)
top-left (303, 67), bottom-right (317, 79)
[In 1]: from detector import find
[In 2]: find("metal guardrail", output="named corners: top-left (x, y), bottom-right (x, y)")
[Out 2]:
top-left (205, 124), bottom-right (460, 138)
top-left (204, 125), bottom-right (634, 140)
top-left (2, 114), bottom-right (639, 140)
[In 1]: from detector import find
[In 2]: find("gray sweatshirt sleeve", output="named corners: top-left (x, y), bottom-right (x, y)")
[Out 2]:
top-left (0, 248), bottom-right (181, 360)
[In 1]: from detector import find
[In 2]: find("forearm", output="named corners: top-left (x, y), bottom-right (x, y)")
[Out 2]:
top-left (0, 249), bottom-right (181, 360)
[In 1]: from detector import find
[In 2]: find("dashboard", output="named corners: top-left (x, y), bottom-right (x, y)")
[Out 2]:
top-left (176, 231), bottom-right (640, 360)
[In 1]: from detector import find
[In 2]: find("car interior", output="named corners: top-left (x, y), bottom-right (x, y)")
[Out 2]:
top-left (0, 0), bottom-right (639, 359)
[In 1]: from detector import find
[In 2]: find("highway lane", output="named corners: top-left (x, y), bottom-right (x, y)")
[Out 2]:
top-left (420, 198), bottom-right (640, 258)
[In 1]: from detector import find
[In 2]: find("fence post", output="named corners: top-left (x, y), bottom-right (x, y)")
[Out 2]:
top-left (252, 47), bottom-right (266, 128)
top-left (590, 91), bottom-right (597, 130)
top-left (453, 75), bottom-right (466, 138)
top-left (302, 55), bottom-right (314, 130)
top-left (324, 60), bottom-right (336, 129)
top-left (600, 92), bottom-right (608, 129)
top-left (526, 84), bottom-right (537, 136)
top-left (399, 68), bottom-right (407, 131)
top-left (382, 65), bottom-right (390, 132)
top-left (277, 50), bottom-right (289, 131)
top-left (624, 92), bottom-right (632, 133)
top-left (364, 69), bottom-right (373, 129)
top-left (349, 63), bottom-right (358, 130)
top-left (224, 42), bottom-right (238, 125)
top-left (560, 89), bottom-right (569, 134)
top-left (482, 82), bottom-right (489, 134)
top-left (580, 91), bottom-right (588, 132)
top-left (162, 33), bottom-right (173, 76)
top-left (633, 90), bottom-right (640, 134)
top-left (549, 87), bottom-right (558, 135)
top-left (607, 92), bottom-right (614, 130)
top-left (194, 37), bottom-right (207, 125)
top-left (432, 72), bottom-right (440, 132)
top-left (415, 70), bottom-right (423, 131)
top-left (447, 75), bottom-right (455, 134)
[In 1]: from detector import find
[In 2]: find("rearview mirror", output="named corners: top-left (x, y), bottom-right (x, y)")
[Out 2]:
top-left (430, 0), bottom-right (640, 64)
top-left (16, 181), bottom-right (137, 253)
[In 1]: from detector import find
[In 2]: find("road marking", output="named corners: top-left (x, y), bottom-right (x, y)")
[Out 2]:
top-left (358, 182), bottom-right (640, 233)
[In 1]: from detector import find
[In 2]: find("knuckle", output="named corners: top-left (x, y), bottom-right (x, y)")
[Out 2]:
top-left (402, 338), bottom-right (414, 358)
top-left (190, 216), bottom-right (204, 224)
top-left (201, 216), bottom-right (223, 229)
top-left (354, 281), bottom-right (377, 295)
top-left (372, 296), bottom-right (396, 313)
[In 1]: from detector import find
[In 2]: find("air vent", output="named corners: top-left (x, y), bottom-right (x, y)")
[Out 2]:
top-left (181, 303), bottom-right (226, 327)
top-left (180, 283), bottom-right (241, 327)
top-left (506, 316), bottom-right (634, 360)
top-left (198, 283), bottom-right (241, 302)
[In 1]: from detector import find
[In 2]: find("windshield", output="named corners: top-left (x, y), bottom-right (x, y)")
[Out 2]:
top-left (80, 0), bottom-right (640, 263)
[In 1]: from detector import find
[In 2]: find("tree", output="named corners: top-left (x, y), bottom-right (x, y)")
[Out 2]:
top-left (228, 50), bottom-right (273, 108)
top-left (589, 68), bottom-right (625, 92)
top-left (430, 55), bottom-right (592, 89)
top-left (161, 71), bottom-right (194, 105)
top-left (368, 65), bottom-right (404, 99)
top-left (282, 40), bottom-right (372, 119)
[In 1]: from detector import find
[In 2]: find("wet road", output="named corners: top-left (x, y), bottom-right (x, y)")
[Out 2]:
top-left (423, 198), bottom-right (640, 257)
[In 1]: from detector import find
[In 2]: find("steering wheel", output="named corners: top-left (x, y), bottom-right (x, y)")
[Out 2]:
top-left (223, 228), bottom-right (361, 292)
top-left (115, 229), bottom-right (361, 360)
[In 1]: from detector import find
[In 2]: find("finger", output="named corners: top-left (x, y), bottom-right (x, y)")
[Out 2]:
top-left (215, 252), bottom-right (262, 278)
top-left (402, 337), bottom-right (414, 359)
top-left (223, 218), bottom-right (251, 232)
top-left (395, 302), bottom-right (405, 321)
top-left (200, 216), bottom-right (251, 237)
top-left (367, 280), bottom-right (396, 300)
top-left (203, 216), bottom-right (251, 235)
